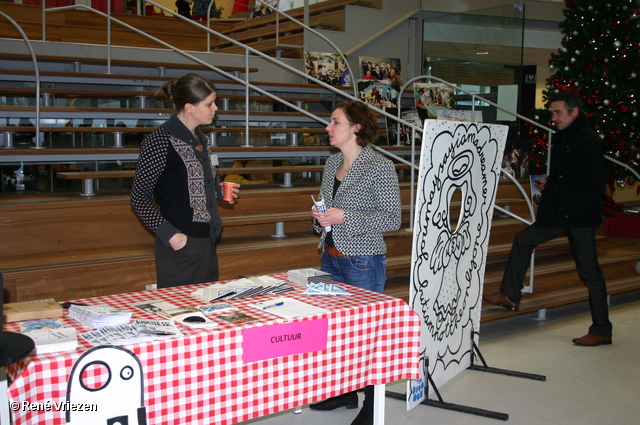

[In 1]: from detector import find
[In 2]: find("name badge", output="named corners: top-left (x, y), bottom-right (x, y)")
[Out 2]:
top-left (210, 154), bottom-right (219, 167)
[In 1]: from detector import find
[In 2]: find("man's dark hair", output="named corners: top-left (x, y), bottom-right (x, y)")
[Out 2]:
top-left (547, 90), bottom-right (583, 113)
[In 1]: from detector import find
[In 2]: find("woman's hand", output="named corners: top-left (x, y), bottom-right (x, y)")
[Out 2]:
top-left (169, 233), bottom-right (188, 251)
top-left (312, 207), bottom-right (344, 228)
top-left (221, 182), bottom-right (241, 204)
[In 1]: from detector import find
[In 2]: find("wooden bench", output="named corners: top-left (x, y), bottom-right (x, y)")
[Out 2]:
top-left (56, 165), bottom-right (327, 196)
top-left (212, 9), bottom-right (345, 51)
top-left (229, 0), bottom-right (380, 33)
top-left (56, 165), bottom-right (324, 196)
top-left (0, 86), bottom-right (323, 109)
top-left (0, 126), bottom-right (330, 150)
top-left (0, 52), bottom-right (257, 77)
top-left (56, 162), bottom-right (411, 196)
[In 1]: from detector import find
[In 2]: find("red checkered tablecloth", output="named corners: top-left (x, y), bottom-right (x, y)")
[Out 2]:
top-left (4, 274), bottom-right (420, 425)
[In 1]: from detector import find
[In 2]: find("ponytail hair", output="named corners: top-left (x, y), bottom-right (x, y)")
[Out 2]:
top-left (157, 73), bottom-right (217, 112)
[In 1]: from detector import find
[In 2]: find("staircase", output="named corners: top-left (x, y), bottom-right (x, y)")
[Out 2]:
top-left (1, 4), bottom-right (640, 322)
top-left (0, 0), bottom-right (393, 59)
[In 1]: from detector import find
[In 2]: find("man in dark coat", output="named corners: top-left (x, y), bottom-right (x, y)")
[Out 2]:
top-left (484, 90), bottom-right (613, 346)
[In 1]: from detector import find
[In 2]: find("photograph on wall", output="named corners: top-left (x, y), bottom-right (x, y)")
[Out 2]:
top-left (385, 108), bottom-right (428, 146)
top-left (413, 82), bottom-right (455, 119)
top-left (358, 56), bottom-right (402, 83)
top-left (357, 79), bottom-right (401, 109)
top-left (304, 51), bottom-right (351, 86)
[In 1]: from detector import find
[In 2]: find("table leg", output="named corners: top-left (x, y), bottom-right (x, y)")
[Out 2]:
top-left (373, 384), bottom-right (385, 425)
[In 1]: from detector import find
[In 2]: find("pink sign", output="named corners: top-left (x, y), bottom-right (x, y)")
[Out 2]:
top-left (242, 319), bottom-right (329, 363)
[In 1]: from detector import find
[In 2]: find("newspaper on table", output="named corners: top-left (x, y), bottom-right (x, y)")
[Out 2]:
top-left (81, 320), bottom-right (183, 346)
top-left (68, 304), bottom-right (133, 329)
top-left (191, 275), bottom-right (292, 302)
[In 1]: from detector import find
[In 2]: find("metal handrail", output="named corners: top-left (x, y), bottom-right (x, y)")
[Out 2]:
top-left (397, 75), bottom-right (545, 230)
top-left (0, 11), bottom-right (42, 149)
top-left (15, 1), bottom-right (637, 297)
top-left (396, 75), bottom-right (547, 292)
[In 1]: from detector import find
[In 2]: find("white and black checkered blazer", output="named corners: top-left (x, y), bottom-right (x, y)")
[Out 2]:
top-left (314, 145), bottom-right (401, 256)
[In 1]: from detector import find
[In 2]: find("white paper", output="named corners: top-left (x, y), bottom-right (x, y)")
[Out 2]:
top-left (249, 297), bottom-right (329, 319)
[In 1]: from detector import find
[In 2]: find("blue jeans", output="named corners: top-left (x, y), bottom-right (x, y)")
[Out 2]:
top-left (321, 252), bottom-right (387, 294)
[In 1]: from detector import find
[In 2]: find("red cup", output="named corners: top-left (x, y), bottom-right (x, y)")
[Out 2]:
top-left (221, 182), bottom-right (235, 202)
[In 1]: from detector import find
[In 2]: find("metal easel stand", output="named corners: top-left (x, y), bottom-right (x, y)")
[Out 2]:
top-left (386, 330), bottom-right (546, 421)
top-left (467, 330), bottom-right (547, 382)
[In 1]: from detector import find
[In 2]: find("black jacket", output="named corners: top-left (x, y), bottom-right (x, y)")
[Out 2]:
top-left (535, 114), bottom-right (605, 228)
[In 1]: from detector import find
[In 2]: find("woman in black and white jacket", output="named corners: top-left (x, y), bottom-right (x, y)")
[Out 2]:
top-left (309, 101), bottom-right (401, 423)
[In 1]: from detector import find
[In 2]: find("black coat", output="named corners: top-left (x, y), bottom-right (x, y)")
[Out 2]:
top-left (535, 114), bottom-right (605, 228)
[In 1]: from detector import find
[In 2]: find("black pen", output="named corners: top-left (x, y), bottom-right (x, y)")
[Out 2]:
top-left (140, 330), bottom-right (176, 336)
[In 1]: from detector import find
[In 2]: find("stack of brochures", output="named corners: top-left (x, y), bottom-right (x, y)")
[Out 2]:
top-left (287, 268), bottom-right (332, 287)
top-left (191, 275), bottom-right (293, 302)
top-left (68, 304), bottom-right (133, 329)
top-left (81, 320), bottom-right (183, 346)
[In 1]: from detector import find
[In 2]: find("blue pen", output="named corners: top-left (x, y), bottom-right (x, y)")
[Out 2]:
top-left (262, 301), bottom-right (284, 310)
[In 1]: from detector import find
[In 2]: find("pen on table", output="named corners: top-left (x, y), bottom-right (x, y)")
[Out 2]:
top-left (262, 301), bottom-right (284, 310)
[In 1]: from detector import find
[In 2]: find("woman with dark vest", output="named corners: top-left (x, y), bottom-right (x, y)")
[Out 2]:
top-left (131, 73), bottom-right (239, 288)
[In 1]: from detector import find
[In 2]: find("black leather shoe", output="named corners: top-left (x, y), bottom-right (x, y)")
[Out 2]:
top-left (350, 386), bottom-right (374, 425)
top-left (309, 391), bottom-right (358, 411)
top-left (572, 334), bottom-right (612, 346)
top-left (483, 292), bottom-right (519, 311)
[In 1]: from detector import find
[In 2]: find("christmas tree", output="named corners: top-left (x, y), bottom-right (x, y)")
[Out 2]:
top-left (526, 0), bottom-right (640, 187)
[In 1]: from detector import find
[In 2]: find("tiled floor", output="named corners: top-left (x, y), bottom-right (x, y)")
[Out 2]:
top-left (244, 289), bottom-right (640, 425)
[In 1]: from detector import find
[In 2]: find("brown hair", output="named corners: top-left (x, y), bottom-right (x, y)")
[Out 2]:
top-left (335, 100), bottom-right (379, 147)
top-left (157, 73), bottom-right (217, 112)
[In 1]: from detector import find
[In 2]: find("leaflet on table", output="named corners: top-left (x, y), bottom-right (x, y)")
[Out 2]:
top-left (191, 275), bottom-right (291, 302)
top-left (158, 306), bottom-right (201, 319)
top-left (214, 312), bottom-right (257, 325)
top-left (198, 302), bottom-right (238, 313)
top-left (302, 283), bottom-right (351, 296)
top-left (131, 299), bottom-right (179, 314)
top-left (19, 318), bottom-right (65, 333)
top-left (23, 327), bottom-right (79, 354)
top-left (249, 297), bottom-right (329, 319)
top-left (80, 320), bottom-right (183, 346)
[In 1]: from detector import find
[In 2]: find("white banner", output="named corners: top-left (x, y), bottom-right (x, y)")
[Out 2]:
top-left (406, 120), bottom-right (508, 409)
